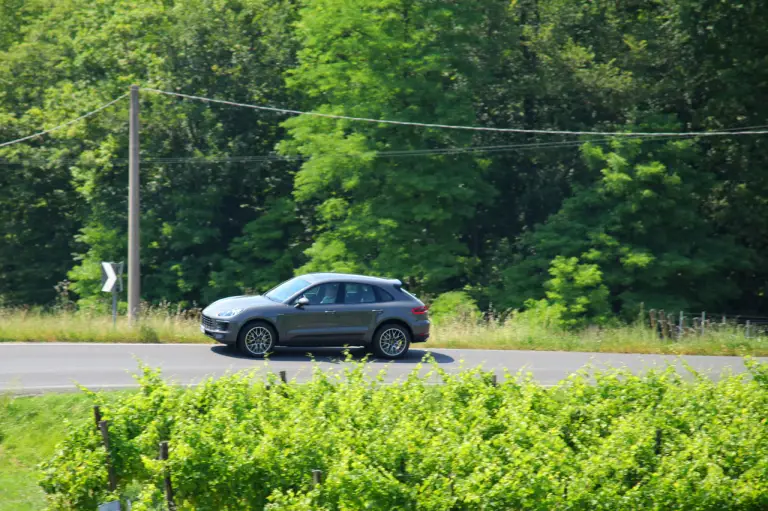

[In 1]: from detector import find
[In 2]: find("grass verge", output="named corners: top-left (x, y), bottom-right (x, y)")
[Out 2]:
top-left (1, 308), bottom-right (766, 356)
top-left (0, 391), bottom-right (131, 511)
top-left (0, 308), bottom-right (207, 344)
top-left (431, 320), bottom-right (768, 356)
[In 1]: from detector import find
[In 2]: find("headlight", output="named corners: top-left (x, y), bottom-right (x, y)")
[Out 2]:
top-left (218, 308), bottom-right (244, 318)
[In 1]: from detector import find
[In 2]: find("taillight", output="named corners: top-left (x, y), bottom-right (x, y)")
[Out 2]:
top-left (412, 305), bottom-right (428, 315)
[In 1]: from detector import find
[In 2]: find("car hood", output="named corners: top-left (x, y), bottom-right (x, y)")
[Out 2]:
top-left (203, 295), bottom-right (276, 317)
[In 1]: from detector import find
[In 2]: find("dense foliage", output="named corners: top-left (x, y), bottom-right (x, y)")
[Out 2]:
top-left (41, 358), bottom-right (768, 509)
top-left (2, 0), bottom-right (768, 320)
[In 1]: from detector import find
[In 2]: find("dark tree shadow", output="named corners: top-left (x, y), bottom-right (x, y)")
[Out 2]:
top-left (210, 345), bottom-right (454, 364)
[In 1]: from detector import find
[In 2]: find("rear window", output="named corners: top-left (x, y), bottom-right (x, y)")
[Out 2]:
top-left (374, 286), bottom-right (395, 302)
top-left (395, 285), bottom-right (419, 301)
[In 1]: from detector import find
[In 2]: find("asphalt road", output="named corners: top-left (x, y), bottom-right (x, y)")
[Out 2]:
top-left (1, 343), bottom-right (764, 394)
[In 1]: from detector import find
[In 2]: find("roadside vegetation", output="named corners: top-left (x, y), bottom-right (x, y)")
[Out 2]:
top-left (2, 301), bottom-right (767, 356)
top-left (24, 358), bottom-right (768, 510)
top-left (0, 306), bottom-right (207, 345)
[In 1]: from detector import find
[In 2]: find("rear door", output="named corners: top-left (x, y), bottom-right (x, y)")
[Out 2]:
top-left (332, 283), bottom-right (381, 341)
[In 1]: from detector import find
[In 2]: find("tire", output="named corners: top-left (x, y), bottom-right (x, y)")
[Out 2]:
top-left (372, 323), bottom-right (411, 360)
top-left (237, 321), bottom-right (277, 358)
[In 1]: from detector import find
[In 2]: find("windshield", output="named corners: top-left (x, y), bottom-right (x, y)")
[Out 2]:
top-left (265, 277), bottom-right (311, 302)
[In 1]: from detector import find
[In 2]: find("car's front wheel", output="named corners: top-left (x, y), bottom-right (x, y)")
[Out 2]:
top-left (372, 323), bottom-right (411, 359)
top-left (237, 321), bottom-right (277, 358)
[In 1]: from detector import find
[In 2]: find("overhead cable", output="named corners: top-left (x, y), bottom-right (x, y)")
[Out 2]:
top-left (142, 88), bottom-right (768, 138)
top-left (0, 94), bottom-right (129, 149)
top-left (0, 134), bottom-right (696, 166)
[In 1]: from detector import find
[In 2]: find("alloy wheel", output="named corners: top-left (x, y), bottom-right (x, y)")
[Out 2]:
top-left (379, 327), bottom-right (408, 357)
top-left (244, 326), bottom-right (273, 355)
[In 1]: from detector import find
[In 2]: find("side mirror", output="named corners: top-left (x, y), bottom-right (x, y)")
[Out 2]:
top-left (295, 296), bottom-right (310, 308)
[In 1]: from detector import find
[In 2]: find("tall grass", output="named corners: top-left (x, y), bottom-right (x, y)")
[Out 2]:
top-left (0, 307), bottom-right (765, 356)
top-left (431, 317), bottom-right (768, 356)
top-left (0, 306), bottom-right (206, 344)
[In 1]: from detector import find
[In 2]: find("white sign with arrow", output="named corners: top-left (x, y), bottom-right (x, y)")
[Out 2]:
top-left (101, 262), bottom-right (124, 326)
top-left (101, 262), bottom-right (119, 292)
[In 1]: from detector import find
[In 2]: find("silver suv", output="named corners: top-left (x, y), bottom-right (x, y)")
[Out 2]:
top-left (201, 273), bottom-right (430, 359)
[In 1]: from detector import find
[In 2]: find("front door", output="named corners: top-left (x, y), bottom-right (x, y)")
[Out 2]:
top-left (280, 282), bottom-right (343, 344)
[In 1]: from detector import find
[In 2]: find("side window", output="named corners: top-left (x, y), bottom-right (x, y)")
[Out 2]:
top-left (300, 283), bottom-right (340, 305)
top-left (374, 286), bottom-right (395, 302)
top-left (344, 283), bottom-right (377, 304)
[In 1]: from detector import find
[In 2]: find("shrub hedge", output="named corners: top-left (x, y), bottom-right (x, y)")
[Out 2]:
top-left (41, 357), bottom-right (768, 510)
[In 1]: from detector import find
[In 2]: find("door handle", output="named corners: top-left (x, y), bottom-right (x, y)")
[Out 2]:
top-left (324, 310), bottom-right (337, 314)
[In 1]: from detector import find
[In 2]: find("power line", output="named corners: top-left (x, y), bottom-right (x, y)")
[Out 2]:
top-left (142, 87), bottom-right (768, 138)
top-left (2, 87), bottom-right (765, 154)
top-left (0, 134), bottom-right (694, 167)
top-left (0, 94), bottom-right (129, 149)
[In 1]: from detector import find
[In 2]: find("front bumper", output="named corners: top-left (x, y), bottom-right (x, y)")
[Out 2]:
top-left (200, 325), bottom-right (237, 344)
top-left (200, 315), bottom-right (239, 344)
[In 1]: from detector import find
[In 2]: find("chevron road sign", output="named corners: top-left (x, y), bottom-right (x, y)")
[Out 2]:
top-left (101, 262), bottom-right (123, 293)
top-left (101, 262), bottom-right (124, 326)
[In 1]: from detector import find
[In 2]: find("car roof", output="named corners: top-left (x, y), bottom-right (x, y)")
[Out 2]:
top-left (302, 273), bottom-right (402, 286)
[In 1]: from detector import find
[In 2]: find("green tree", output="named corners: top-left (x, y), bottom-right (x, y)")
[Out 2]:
top-left (526, 255), bottom-right (611, 328)
top-left (1, 0), bottom-right (302, 307)
top-left (500, 119), bottom-right (747, 317)
top-left (280, 0), bottom-right (498, 292)
top-left (650, 0), bottom-right (768, 314)
top-left (209, 197), bottom-right (306, 301)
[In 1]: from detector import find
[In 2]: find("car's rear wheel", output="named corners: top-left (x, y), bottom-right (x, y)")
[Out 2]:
top-left (372, 323), bottom-right (411, 359)
top-left (237, 321), bottom-right (277, 358)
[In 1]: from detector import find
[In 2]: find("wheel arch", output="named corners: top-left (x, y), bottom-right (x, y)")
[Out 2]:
top-left (238, 317), bottom-right (280, 343)
top-left (373, 318), bottom-right (413, 340)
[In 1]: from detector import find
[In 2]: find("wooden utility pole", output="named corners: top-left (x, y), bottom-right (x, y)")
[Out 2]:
top-left (128, 85), bottom-right (140, 322)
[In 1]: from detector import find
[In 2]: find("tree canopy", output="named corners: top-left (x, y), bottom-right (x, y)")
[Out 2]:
top-left (1, 0), bottom-right (768, 321)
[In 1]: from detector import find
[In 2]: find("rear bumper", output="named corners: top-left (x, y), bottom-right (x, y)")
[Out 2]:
top-left (411, 319), bottom-right (430, 343)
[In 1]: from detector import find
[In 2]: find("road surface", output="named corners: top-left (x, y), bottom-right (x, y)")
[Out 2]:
top-left (0, 343), bottom-right (762, 394)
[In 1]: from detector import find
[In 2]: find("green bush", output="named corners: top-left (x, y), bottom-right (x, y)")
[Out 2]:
top-left (517, 256), bottom-right (612, 330)
top-left (137, 323), bottom-right (159, 343)
top-left (428, 291), bottom-right (482, 325)
top-left (40, 358), bottom-right (768, 510)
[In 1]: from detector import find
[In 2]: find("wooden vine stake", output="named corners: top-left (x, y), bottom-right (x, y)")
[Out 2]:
top-left (312, 469), bottom-right (323, 487)
top-left (98, 420), bottom-right (117, 491)
top-left (94, 405), bottom-right (103, 430)
top-left (279, 370), bottom-right (287, 384)
top-left (159, 441), bottom-right (176, 510)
